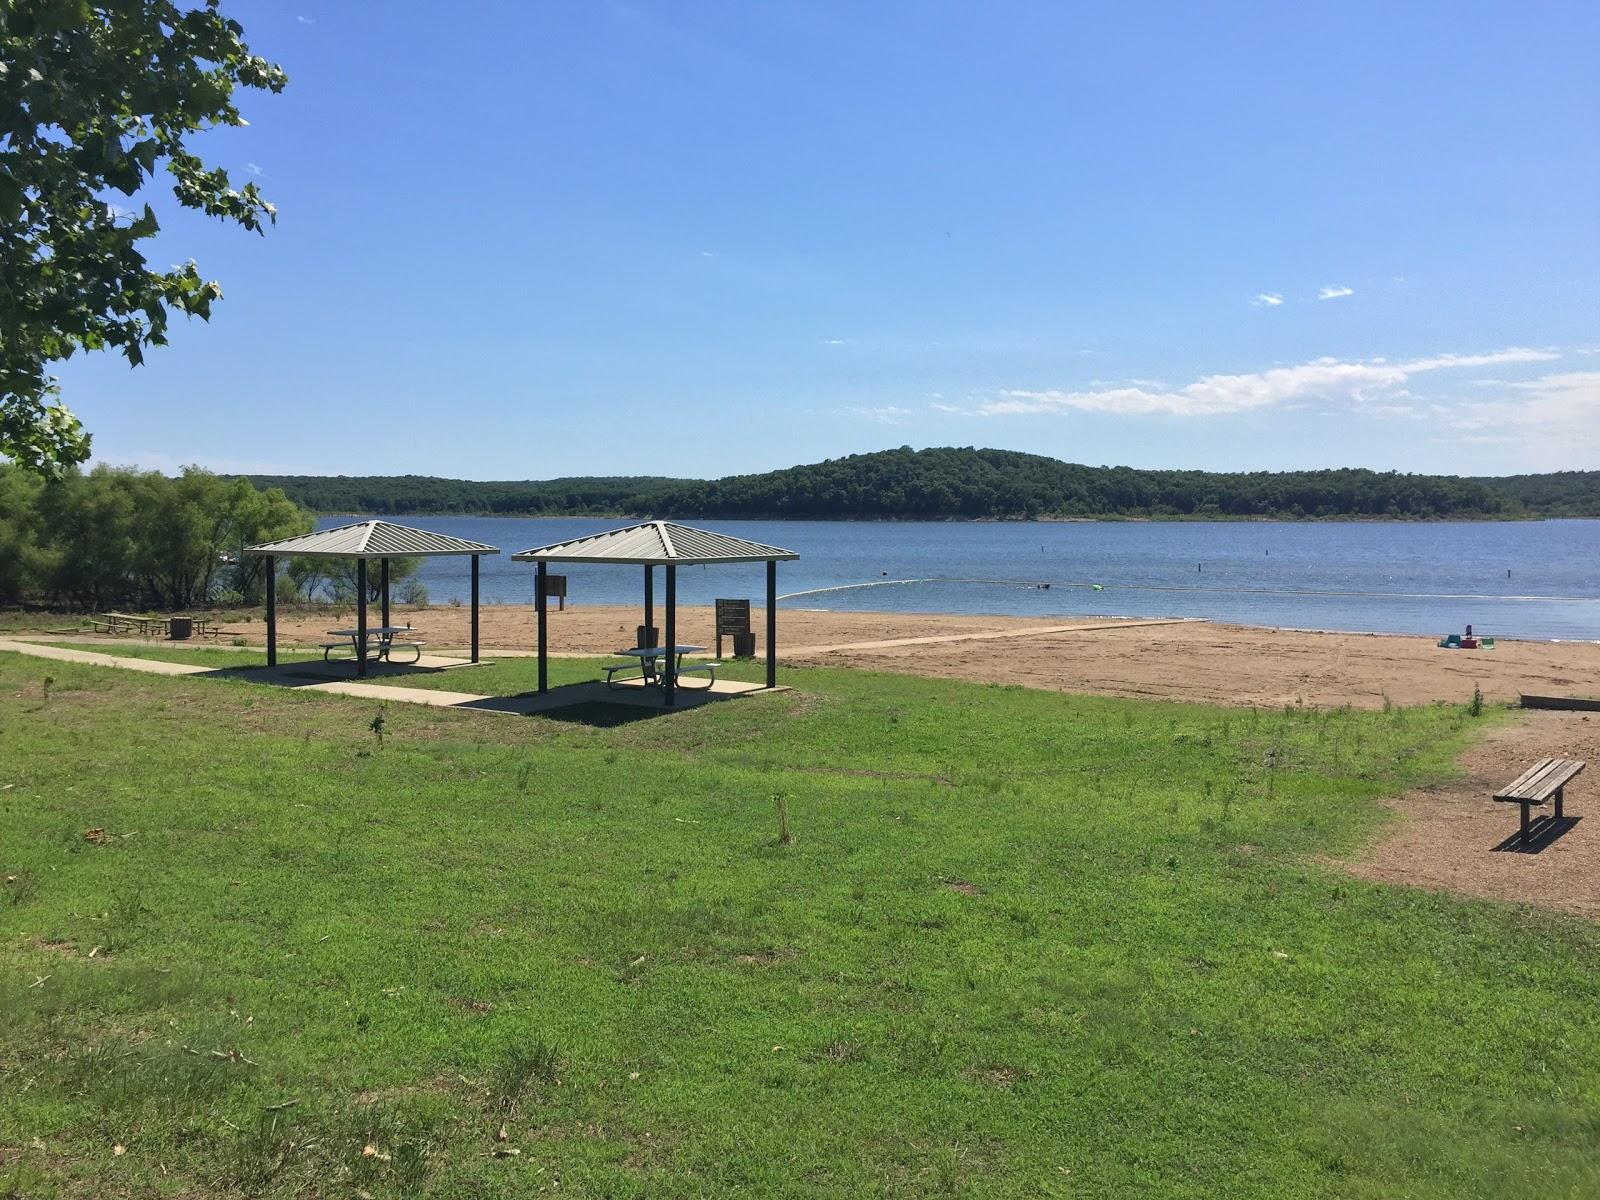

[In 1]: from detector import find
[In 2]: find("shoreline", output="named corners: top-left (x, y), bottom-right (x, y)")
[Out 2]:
top-left (56, 602), bottom-right (1598, 711)
top-left (302, 511), bottom-right (1555, 524)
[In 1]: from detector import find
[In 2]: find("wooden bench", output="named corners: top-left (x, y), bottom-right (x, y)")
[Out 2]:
top-left (1493, 757), bottom-right (1585, 841)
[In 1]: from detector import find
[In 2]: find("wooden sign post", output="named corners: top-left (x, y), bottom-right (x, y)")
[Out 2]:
top-left (538, 573), bottom-right (568, 611)
top-left (715, 598), bottom-right (751, 659)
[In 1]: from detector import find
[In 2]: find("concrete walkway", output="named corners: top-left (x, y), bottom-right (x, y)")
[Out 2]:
top-left (0, 639), bottom-right (218, 676)
top-left (0, 639), bottom-right (773, 716)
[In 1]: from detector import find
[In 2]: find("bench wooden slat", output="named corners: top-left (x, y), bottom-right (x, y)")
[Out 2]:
top-left (1496, 769), bottom-right (1563, 804)
top-left (1521, 760), bottom-right (1583, 800)
top-left (1504, 760), bottom-right (1582, 802)
top-left (1496, 757), bottom-right (1565, 800)
top-left (1493, 758), bottom-right (1584, 805)
top-left (1497, 757), bottom-right (1557, 796)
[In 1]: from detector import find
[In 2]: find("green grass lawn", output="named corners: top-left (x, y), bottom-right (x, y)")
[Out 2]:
top-left (1, 651), bottom-right (1597, 1198)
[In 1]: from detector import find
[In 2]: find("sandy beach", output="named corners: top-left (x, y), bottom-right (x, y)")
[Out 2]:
top-left (215, 603), bottom-right (1600, 710)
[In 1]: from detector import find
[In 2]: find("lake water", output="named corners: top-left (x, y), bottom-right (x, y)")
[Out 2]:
top-left (314, 516), bottom-right (1600, 642)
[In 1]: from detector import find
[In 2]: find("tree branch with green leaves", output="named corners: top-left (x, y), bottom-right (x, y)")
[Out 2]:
top-left (0, 0), bottom-right (285, 472)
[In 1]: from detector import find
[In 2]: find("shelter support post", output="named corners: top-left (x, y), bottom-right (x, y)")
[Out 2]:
top-left (766, 559), bottom-right (777, 688)
top-left (536, 561), bottom-right (548, 694)
top-left (664, 565), bottom-right (677, 707)
top-left (356, 559), bottom-right (369, 678)
top-left (643, 565), bottom-right (654, 646)
top-left (470, 554), bottom-right (480, 663)
top-left (265, 556), bottom-right (277, 667)
top-left (380, 557), bottom-right (390, 629)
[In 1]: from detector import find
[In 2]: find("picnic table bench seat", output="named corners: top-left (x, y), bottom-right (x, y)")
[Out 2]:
top-left (603, 661), bottom-right (653, 688)
top-left (602, 658), bottom-right (721, 690)
top-left (320, 638), bottom-right (425, 664)
top-left (1493, 757), bottom-right (1585, 840)
top-left (676, 661), bottom-right (720, 687)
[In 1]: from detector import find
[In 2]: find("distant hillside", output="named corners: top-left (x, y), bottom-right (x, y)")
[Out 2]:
top-left (243, 474), bottom-right (690, 516)
top-left (248, 448), bottom-right (1576, 520)
top-left (1467, 471), bottom-right (1600, 518)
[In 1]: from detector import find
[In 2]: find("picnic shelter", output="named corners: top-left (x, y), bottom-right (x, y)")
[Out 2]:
top-left (511, 521), bottom-right (798, 706)
top-left (244, 520), bottom-right (501, 676)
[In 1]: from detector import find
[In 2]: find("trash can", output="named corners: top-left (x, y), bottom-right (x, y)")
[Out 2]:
top-left (168, 616), bottom-right (193, 640)
top-left (636, 624), bottom-right (659, 648)
top-left (732, 632), bottom-right (756, 659)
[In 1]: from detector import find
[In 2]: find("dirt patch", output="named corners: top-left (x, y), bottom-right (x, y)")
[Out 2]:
top-left (942, 879), bottom-right (985, 896)
top-left (732, 948), bottom-right (796, 968)
top-left (968, 1064), bottom-right (1020, 1089)
top-left (353, 1076), bottom-right (459, 1106)
top-left (1339, 710), bottom-right (1600, 917)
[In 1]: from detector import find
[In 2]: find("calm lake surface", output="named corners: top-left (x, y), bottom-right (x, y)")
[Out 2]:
top-left (315, 516), bottom-right (1600, 642)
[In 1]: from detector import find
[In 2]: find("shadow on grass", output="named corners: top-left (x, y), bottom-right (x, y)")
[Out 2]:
top-left (530, 701), bottom-right (669, 728)
top-left (1491, 814), bottom-right (1581, 854)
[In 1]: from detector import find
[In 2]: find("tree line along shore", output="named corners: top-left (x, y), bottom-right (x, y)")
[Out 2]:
top-left (4, 448), bottom-right (1597, 614)
top-left (245, 447), bottom-right (1600, 521)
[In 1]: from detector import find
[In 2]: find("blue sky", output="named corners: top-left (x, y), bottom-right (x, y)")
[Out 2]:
top-left (63, 1), bottom-right (1599, 479)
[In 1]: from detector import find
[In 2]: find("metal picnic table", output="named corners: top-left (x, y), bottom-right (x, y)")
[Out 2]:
top-left (606, 644), bottom-right (710, 689)
top-left (323, 625), bottom-right (423, 664)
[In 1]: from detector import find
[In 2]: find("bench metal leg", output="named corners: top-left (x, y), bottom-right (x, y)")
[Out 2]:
top-left (1521, 801), bottom-right (1531, 844)
top-left (1555, 787), bottom-right (1564, 820)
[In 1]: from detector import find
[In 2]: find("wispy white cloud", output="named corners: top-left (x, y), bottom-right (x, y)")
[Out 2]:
top-left (1318, 284), bottom-right (1354, 301)
top-left (849, 405), bottom-right (912, 424)
top-left (821, 338), bottom-right (853, 346)
top-left (296, 15), bottom-right (315, 24)
top-left (245, 162), bottom-right (263, 176)
top-left (1455, 370), bottom-right (1600, 455)
top-left (1252, 293), bottom-right (1284, 307)
top-left (976, 347), bottom-right (1559, 419)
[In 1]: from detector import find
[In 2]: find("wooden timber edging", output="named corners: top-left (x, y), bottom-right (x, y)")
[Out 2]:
top-left (1520, 694), bottom-right (1600, 712)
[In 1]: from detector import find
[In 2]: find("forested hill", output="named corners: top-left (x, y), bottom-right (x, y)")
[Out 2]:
top-left (643, 450), bottom-right (1528, 520)
top-left (245, 448), bottom-right (1600, 520)
top-left (1466, 471), bottom-right (1600, 519)
top-left (242, 474), bottom-right (689, 517)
